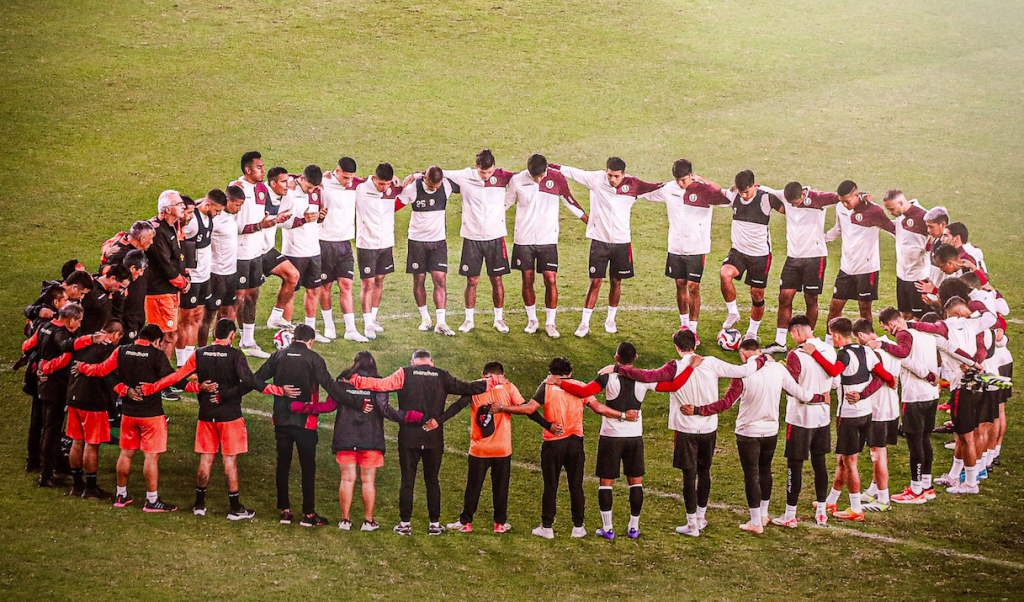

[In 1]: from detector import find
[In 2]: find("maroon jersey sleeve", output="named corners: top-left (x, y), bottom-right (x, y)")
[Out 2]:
top-left (808, 190), bottom-right (841, 209)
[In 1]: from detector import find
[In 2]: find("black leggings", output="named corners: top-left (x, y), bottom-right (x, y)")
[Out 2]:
top-left (681, 468), bottom-right (712, 515)
top-left (736, 435), bottom-right (777, 509)
top-left (786, 454), bottom-right (829, 506)
top-left (541, 437), bottom-right (586, 528)
top-left (460, 455), bottom-right (511, 524)
top-left (26, 395), bottom-right (43, 467)
top-left (275, 425), bottom-right (319, 515)
top-left (398, 446), bottom-right (444, 522)
top-left (905, 430), bottom-right (934, 482)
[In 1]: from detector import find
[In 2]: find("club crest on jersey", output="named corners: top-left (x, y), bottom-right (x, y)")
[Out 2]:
top-left (489, 176), bottom-right (497, 185)
top-left (906, 218), bottom-right (914, 227)
top-left (429, 199), bottom-right (435, 206)
top-left (620, 184), bottom-right (630, 193)
top-left (310, 190), bottom-right (321, 205)
top-left (385, 187), bottom-right (392, 196)
top-left (689, 193), bottom-right (697, 202)
top-left (803, 198), bottom-right (812, 206)
top-left (545, 180), bottom-right (554, 189)
top-left (258, 191), bottom-right (266, 202)
top-left (855, 213), bottom-right (864, 222)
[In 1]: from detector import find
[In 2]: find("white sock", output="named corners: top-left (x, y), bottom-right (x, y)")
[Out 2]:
top-left (726, 300), bottom-right (739, 315)
top-left (116, 486), bottom-right (127, 497)
top-left (784, 504), bottom-right (797, 521)
top-left (184, 345), bottom-right (195, 361)
top-left (436, 309), bottom-right (446, 324)
top-left (965, 465), bottom-right (979, 487)
top-left (607, 306), bottom-right (618, 322)
top-left (922, 474), bottom-right (932, 489)
top-left (910, 481), bottom-right (922, 495)
top-left (525, 305), bottom-right (538, 323)
top-left (363, 314), bottom-right (373, 329)
top-left (600, 510), bottom-right (613, 531)
top-left (628, 514), bottom-right (640, 531)
top-left (146, 491), bottom-right (158, 504)
top-left (775, 328), bottom-right (788, 346)
top-left (321, 310), bottom-right (335, 335)
top-left (824, 333), bottom-right (833, 347)
top-left (815, 501), bottom-right (827, 517)
top-left (981, 450), bottom-right (991, 468)
top-left (465, 308), bottom-right (475, 322)
top-left (343, 313), bottom-right (357, 332)
top-left (270, 306), bottom-right (285, 323)
top-left (242, 323), bottom-right (256, 347)
top-left (680, 314), bottom-right (690, 329)
top-left (865, 481), bottom-right (879, 497)
top-left (400, 521), bottom-right (410, 527)
top-left (749, 507), bottom-right (761, 525)
top-left (759, 499), bottom-right (770, 517)
top-left (304, 316), bottom-right (316, 328)
top-left (174, 347), bottom-right (189, 367)
top-left (826, 488), bottom-right (842, 506)
top-left (696, 506), bottom-right (707, 520)
top-left (849, 492), bottom-right (862, 513)
top-left (747, 319), bottom-right (761, 336)
top-left (581, 308), bottom-right (593, 326)
top-left (690, 320), bottom-right (698, 334)
top-left (418, 305), bottom-right (430, 321)
top-left (370, 306), bottom-right (379, 321)
top-left (949, 457), bottom-right (964, 479)
top-left (995, 444), bottom-right (1002, 456)
top-left (545, 308), bottom-right (556, 326)
top-left (877, 488), bottom-right (890, 505)
top-left (686, 513), bottom-right (697, 527)
top-left (494, 307), bottom-right (504, 322)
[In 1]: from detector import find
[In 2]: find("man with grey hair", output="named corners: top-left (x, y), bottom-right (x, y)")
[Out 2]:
top-left (146, 190), bottom-right (190, 367)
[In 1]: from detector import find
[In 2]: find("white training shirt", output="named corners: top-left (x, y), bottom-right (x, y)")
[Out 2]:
top-left (723, 185), bottom-right (784, 257)
top-left (505, 169), bottom-right (585, 246)
top-left (182, 212), bottom-right (212, 283)
top-left (641, 180), bottom-right (730, 256)
top-left (825, 199), bottom-right (895, 275)
top-left (278, 188), bottom-right (321, 258)
top-left (354, 179), bottom-right (400, 250)
top-left (443, 167), bottom-right (514, 241)
top-left (595, 373), bottom-right (658, 438)
top-left (396, 175), bottom-right (454, 243)
top-left (891, 201), bottom-right (931, 281)
top-left (870, 338), bottom-right (901, 422)
top-left (319, 171), bottom-right (361, 242)
top-left (229, 178), bottom-right (273, 261)
top-left (784, 338), bottom-right (835, 429)
top-left (556, 165), bottom-right (662, 245)
top-left (765, 187), bottom-right (840, 259)
top-left (210, 212), bottom-right (238, 276)
top-left (663, 354), bottom-right (760, 434)
top-left (715, 361), bottom-right (820, 438)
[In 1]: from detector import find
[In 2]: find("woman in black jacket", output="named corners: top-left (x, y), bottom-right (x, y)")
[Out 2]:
top-left (292, 351), bottom-right (422, 532)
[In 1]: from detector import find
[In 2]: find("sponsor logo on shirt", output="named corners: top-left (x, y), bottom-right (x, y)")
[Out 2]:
top-left (412, 370), bottom-right (437, 377)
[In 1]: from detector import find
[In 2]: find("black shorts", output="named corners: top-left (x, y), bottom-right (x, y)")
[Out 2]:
top-left (867, 418), bottom-right (899, 448)
top-left (320, 240), bottom-right (355, 282)
top-left (595, 436), bottom-right (645, 479)
top-left (262, 248), bottom-right (289, 277)
top-left (589, 240), bottom-right (634, 279)
top-left (900, 400), bottom-right (938, 435)
top-left (978, 390), bottom-right (999, 424)
top-left (460, 238), bottom-right (511, 278)
top-left (406, 240), bottom-right (448, 274)
top-left (287, 255), bottom-right (324, 290)
top-left (832, 270), bottom-right (879, 301)
top-left (180, 279), bottom-right (211, 310)
top-left (512, 244), bottom-right (559, 273)
top-left (672, 430), bottom-right (716, 471)
top-left (723, 248), bottom-right (771, 288)
top-left (835, 415), bottom-right (871, 455)
top-left (784, 424), bottom-right (831, 461)
top-left (896, 278), bottom-right (926, 317)
top-left (999, 363), bottom-right (1013, 404)
top-left (209, 273), bottom-right (237, 309)
top-left (780, 256), bottom-right (827, 294)
top-left (950, 387), bottom-right (980, 435)
top-left (665, 253), bottom-right (705, 283)
top-left (357, 247), bottom-right (395, 279)
top-left (235, 257), bottom-right (265, 289)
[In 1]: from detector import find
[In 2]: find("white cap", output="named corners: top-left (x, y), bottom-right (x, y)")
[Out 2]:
top-left (157, 190), bottom-right (182, 213)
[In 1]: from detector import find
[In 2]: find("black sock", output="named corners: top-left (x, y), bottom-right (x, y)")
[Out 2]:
top-left (228, 491), bottom-right (241, 512)
top-left (195, 486), bottom-right (207, 507)
top-left (71, 468), bottom-right (84, 489)
top-left (629, 485), bottom-right (643, 517)
top-left (598, 487), bottom-right (613, 512)
top-left (85, 473), bottom-right (97, 489)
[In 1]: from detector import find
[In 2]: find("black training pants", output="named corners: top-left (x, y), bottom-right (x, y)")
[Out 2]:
top-left (541, 436), bottom-right (586, 528)
top-left (275, 425), bottom-right (319, 516)
top-left (398, 445), bottom-right (444, 523)
top-left (736, 434), bottom-right (777, 509)
top-left (460, 454), bottom-right (512, 525)
top-left (38, 398), bottom-right (66, 481)
top-left (26, 395), bottom-right (44, 468)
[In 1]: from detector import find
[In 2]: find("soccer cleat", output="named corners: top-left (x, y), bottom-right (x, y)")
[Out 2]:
top-left (923, 488), bottom-right (937, 500)
top-left (266, 316), bottom-right (293, 329)
top-left (934, 423), bottom-right (954, 434)
top-left (524, 319), bottom-right (540, 334)
top-left (427, 523), bottom-right (445, 536)
top-left (570, 525), bottom-right (587, 538)
top-left (604, 320), bottom-right (617, 334)
top-left (771, 516), bottom-right (799, 528)
top-left (992, 455), bottom-right (1001, 467)
top-left (299, 513), bottom-right (329, 527)
top-left (595, 527), bottom-right (615, 540)
top-left (739, 521), bottom-right (764, 534)
top-left (143, 498), bottom-right (178, 513)
top-left (937, 403), bottom-right (951, 412)
top-left (227, 506), bottom-right (256, 521)
top-left (241, 344), bottom-right (271, 359)
top-left (943, 441), bottom-right (956, 450)
top-left (722, 312), bottom-right (741, 330)
top-left (693, 332), bottom-right (701, 347)
top-left (458, 319), bottom-right (475, 333)
top-left (892, 488), bottom-right (927, 505)
top-left (574, 323), bottom-right (590, 338)
top-left (493, 319), bottom-right (510, 334)
top-left (314, 333), bottom-right (332, 344)
top-left (815, 513), bottom-right (828, 526)
top-left (434, 323), bottom-right (456, 337)
top-left (113, 493), bottom-right (134, 508)
top-left (393, 523), bottom-right (412, 536)
top-left (627, 528), bottom-right (640, 539)
top-left (675, 524), bottom-right (700, 537)
top-left (494, 523), bottom-right (512, 534)
top-left (343, 330), bottom-right (370, 343)
top-left (979, 468), bottom-right (989, 480)
top-left (68, 486), bottom-right (85, 498)
top-left (193, 506), bottom-right (207, 516)
top-left (831, 508), bottom-right (865, 521)
top-left (859, 492), bottom-right (876, 504)
top-left (545, 324), bottom-right (560, 338)
top-left (762, 343), bottom-right (788, 355)
top-left (363, 328), bottom-right (376, 341)
top-left (825, 503), bottom-right (838, 515)
top-left (82, 487), bottom-right (112, 500)
top-left (532, 525), bottom-right (554, 539)
top-left (934, 474), bottom-right (959, 487)
top-left (862, 501), bottom-right (891, 512)
top-left (338, 519), bottom-right (352, 531)
top-left (372, 322), bottom-right (384, 334)
top-left (945, 483), bottom-right (979, 494)
top-left (446, 520), bottom-right (471, 532)
top-left (279, 510), bottom-right (294, 525)
top-left (454, 522), bottom-right (473, 533)
top-left (761, 515), bottom-right (771, 527)
top-left (418, 318), bottom-right (432, 332)
top-left (361, 520), bottom-right (380, 532)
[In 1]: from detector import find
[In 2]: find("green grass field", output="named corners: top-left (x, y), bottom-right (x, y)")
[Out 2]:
top-left (2, 0), bottom-right (1023, 599)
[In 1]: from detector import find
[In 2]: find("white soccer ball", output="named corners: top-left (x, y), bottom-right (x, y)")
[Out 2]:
top-left (273, 328), bottom-right (293, 350)
top-left (717, 328), bottom-right (742, 351)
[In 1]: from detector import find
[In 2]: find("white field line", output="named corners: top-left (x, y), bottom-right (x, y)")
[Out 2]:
top-left (242, 407), bottom-right (1024, 570)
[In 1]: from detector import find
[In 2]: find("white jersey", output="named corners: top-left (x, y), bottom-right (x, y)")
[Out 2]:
top-left (319, 171), bottom-right (362, 242)
top-left (262, 187), bottom-right (285, 254)
top-left (443, 167), bottom-right (515, 241)
top-left (556, 165), bottom-right (662, 245)
top-left (229, 178), bottom-right (273, 261)
top-left (505, 169), bottom-right (584, 246)
top-left (724, 186), bottom-right (785, 257)
top-left (891, 201), bottom-right (931, 281)
top-left (881, 329), bottom-right (940, 403)
top-left (663, 355), bottom-right (760, 434)
top-left (835, 344), bottom-right (880, 419)
top-left (396, 175), bottom-right (455, 243)
top-left (594, 373), bottom-right (658, 438)
top-left (641, 180), bottom-right (730, 255)
top-left (870, 338), bottom-right (901, 422)
top-left (914, 313), bottom-right (995, 390)
top-left (182, 212), bottom-right (212, 283)
top-left (278, 188), bottom-right (321, 258)
top-left (765, 187), bottom-right (840, 259)
top-left (210, 212), bottom-right (238, 276)
top-left (354, 179), bottom-right (400, 250)
top-left (784, 338), bottom-right (835, 429)
top-left (825, 199), bottom-right (895, 275)
top-left (962, 242), bottom-right (988, 273)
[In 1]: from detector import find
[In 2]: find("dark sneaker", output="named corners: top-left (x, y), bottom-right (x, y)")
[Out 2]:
top-left (69, 486), bottom-right (85, 498)
top-left (25, 461), bottom-right (40, 473)
top-left (279, 510), bottom-right (294, 525)
top-left (300, 513), bottom-right (329, 527)
top-left (113, 493), bottom-right (134, 508)
top-left (82, 487), bottom-right (113, 500)
top-left (227, 506), bottom-right (256, 521)
top-left (428, 523), bottom-right (445, 536)
top-left (143, 498), bottom-right (178, 513)
top-left (39, 476), bottom-right (67, 488)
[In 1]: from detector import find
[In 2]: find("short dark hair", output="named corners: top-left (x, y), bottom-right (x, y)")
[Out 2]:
top-left (105, 264), bottom-right (131, 283)
top-left (206, 188), bottom-right (227, 206)
top-left (938, 278), bottom-right (971, 306)
top-left (266, 167), bottom-right (288, 181)
top-left (882, 189), bottom-right (903, 203)
top-left (947, 222), bottom-right (969, 243)
top-left (921, 312), bottom-right (941, 323)
top-left (375, 163), bottom-right (394, 181)
top-left (412, 349), bottom-right (432, 361)
top-left (61, 259), bottom-right (83, 280)
top-left (241, 151), bottom-right (262, 174)
top-left (214, 318), bottom-right (236, 340)
top-left (671, 159), bottom-right (693, 180)
top-left (59, 303), bottom-right (83, 321)
top-left (124, 249), bottom-right (148, 271)
top-left (181, 195), bottom-right (195, 208)
top-left (932, 243), bottom-right (959, 265)
top-left (734, 170), bottom-right (755, 191)
top-left (960, 272), bottom-right (983, 289)
top-left (292, 324), bottom-right (315, 342)
top-left (138, 324), bottom-right (164, 342)
top-left (783, 181), bottom-right (804, 202)
top-left (673, 328), bottom-right (696, 352)
top-left (475, 149), bottom-right (495, 169)
top-left (739, 338), bottom-right (760, 352)
top-left (527, 153), bottom-right (548, 177)
top-left (548, 357), bottom-right (572, 377)
top-left (425, 166), bottom-right (444, 185)
top-left (65, 271), bottom-right (93, 290)
top-left (829, 317), bottom-right (854, 338)
top-left (303, 164), bottom-right (323, 186)
top-left (338, 157), bottom-right (357, 173)
top-left (851, 318), bottom-right (875, 335)
top-left (103, 319), bottom-right (124, 334)
top-left (788, 315), bottom-right (811, 331)
top-left (837, 180), bottom-right (857, 197)
top-left (944, 296), bottom-right (968, 313)
top-left (44, 285), bottom-right (66, 306)
top-left (482, 361), bottom-right (504, 376)
top-left (226, 185), bottom-right (246, 201)
top-left (615, 342), bottom-right (637, 365)
top-left (878, 307), bottom-right (901, 324)
top-left (606, 157), bottom-right (626, 172)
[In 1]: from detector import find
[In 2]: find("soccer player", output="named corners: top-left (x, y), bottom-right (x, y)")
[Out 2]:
top-left (80, 264), bottom-right (131, 334)
top-left (802, 318), bottom-right (896, 521)
top-left (529, 357), bottom-right (634, 540)
top-left (347, 349), bottom-right (491, 535)
top-left (689, 339), bottom-right (825, 533)
top-left (145, 190), bottom-right (190, 360)
top-left (942, 222), bottom-right (987, 277)
top-left (75, 324), bottom-right (177, 512)
top-left (823, 181), bottom-right (895, 337)
top-left (871, 307), bottom-right (941, 504)
top-left (774, 315), bottom-right (836, 527)
top-left (763, 181), bottom-right (840, 353)
top-left (315, 157), bottom-right (366, 341)
top-left (504, 153), bottom-right (588, 338)
top-left (552, 157), bottom-right (662, 337)
top-left (354, 163), bottom-right (402, 340)
top-left (720, 170), bottom-right (786, 343)
top-left (207, 187), bottom-right (245, 346)
top-left (253, 324), bottom-right (356, 526)
top-left (176, 190), bottom-right (225, 364)
top-left (881, 190), bottom-right (931, 319)
top-left (443, 150), bottom-right (515, 334)
top-left (279, 165), bottom-right (330, 342)
top-left (290, 351), bottom-right (423, 531)
top-left (639, 159), bottom-right (731, 344)
top-left (262, 166), bottom-right (301, 328)
top-left (20, 285), bottom-right (68, 473)
top-left (396, 166), bottom-right (457, 336)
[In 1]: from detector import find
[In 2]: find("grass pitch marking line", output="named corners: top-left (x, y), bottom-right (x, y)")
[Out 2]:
top-left (241, 407), bottom-right (1024, 569)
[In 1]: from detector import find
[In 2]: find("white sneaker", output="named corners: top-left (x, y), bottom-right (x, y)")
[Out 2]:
top-left (445, 520), bottom-right (465, 531)
top-left (570, 525), bottom-right (587, 538)
top-left (266, 316), bottom-right (293, 329)
top-left (531, 525), bottom-right (554, 539)
top-left (524, 319), bottom-right (540, 334)
top-left (322, 329), bottom-right (338, 341)
top-left (338, 519), bottom-right (352, 531)
top-left (494, 319), bottom-right (510, 333)
top-left (697, 517), bottom-right (708, 530)
top-left (946, 483), bottom-right (979, 494)
top-left (723, 312), bottom-right (741, 329)
top-left (241, 344), bottom-right (271, 359)
top-left (344, 330), bottom-right (369, 343)
top-left (434, 323), bottom-right (456, 337)
top-left (363, 328), bottom-right (376, 341)
top-left (458, 319), bottom-right (475, 333)
top-left (418, 318), bottom-right (432, 332)
top-left (675, 523), bottom-right (700, 537)
top-left (944, 441), bottom-right (956, 450)
top-left (545, 324), bottom-right (560, 338)
top-left (604, 320), bottom-right (617, 334)
top-left (372, 322), bottom-right (384, 334)
top-left (574, 323), bottom-right (590, 338)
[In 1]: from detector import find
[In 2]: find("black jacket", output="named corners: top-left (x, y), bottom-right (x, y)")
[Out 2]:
top-left (36, 321), bottom-right (93, 402)
top-left (80, 277), bottom-right (113, 334)
top-left (328, 377), bottom-right (408, 453)
top-left (104, 242), bottom-right (146, 338)
top-left (144, 217), bottom-right (185, 295)
top-left (192, 344), bottom-right (263, 422)
top-left (67, 343), bottom-right (119, 412)
top-left (253, 342), bottom-right (354, 429)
